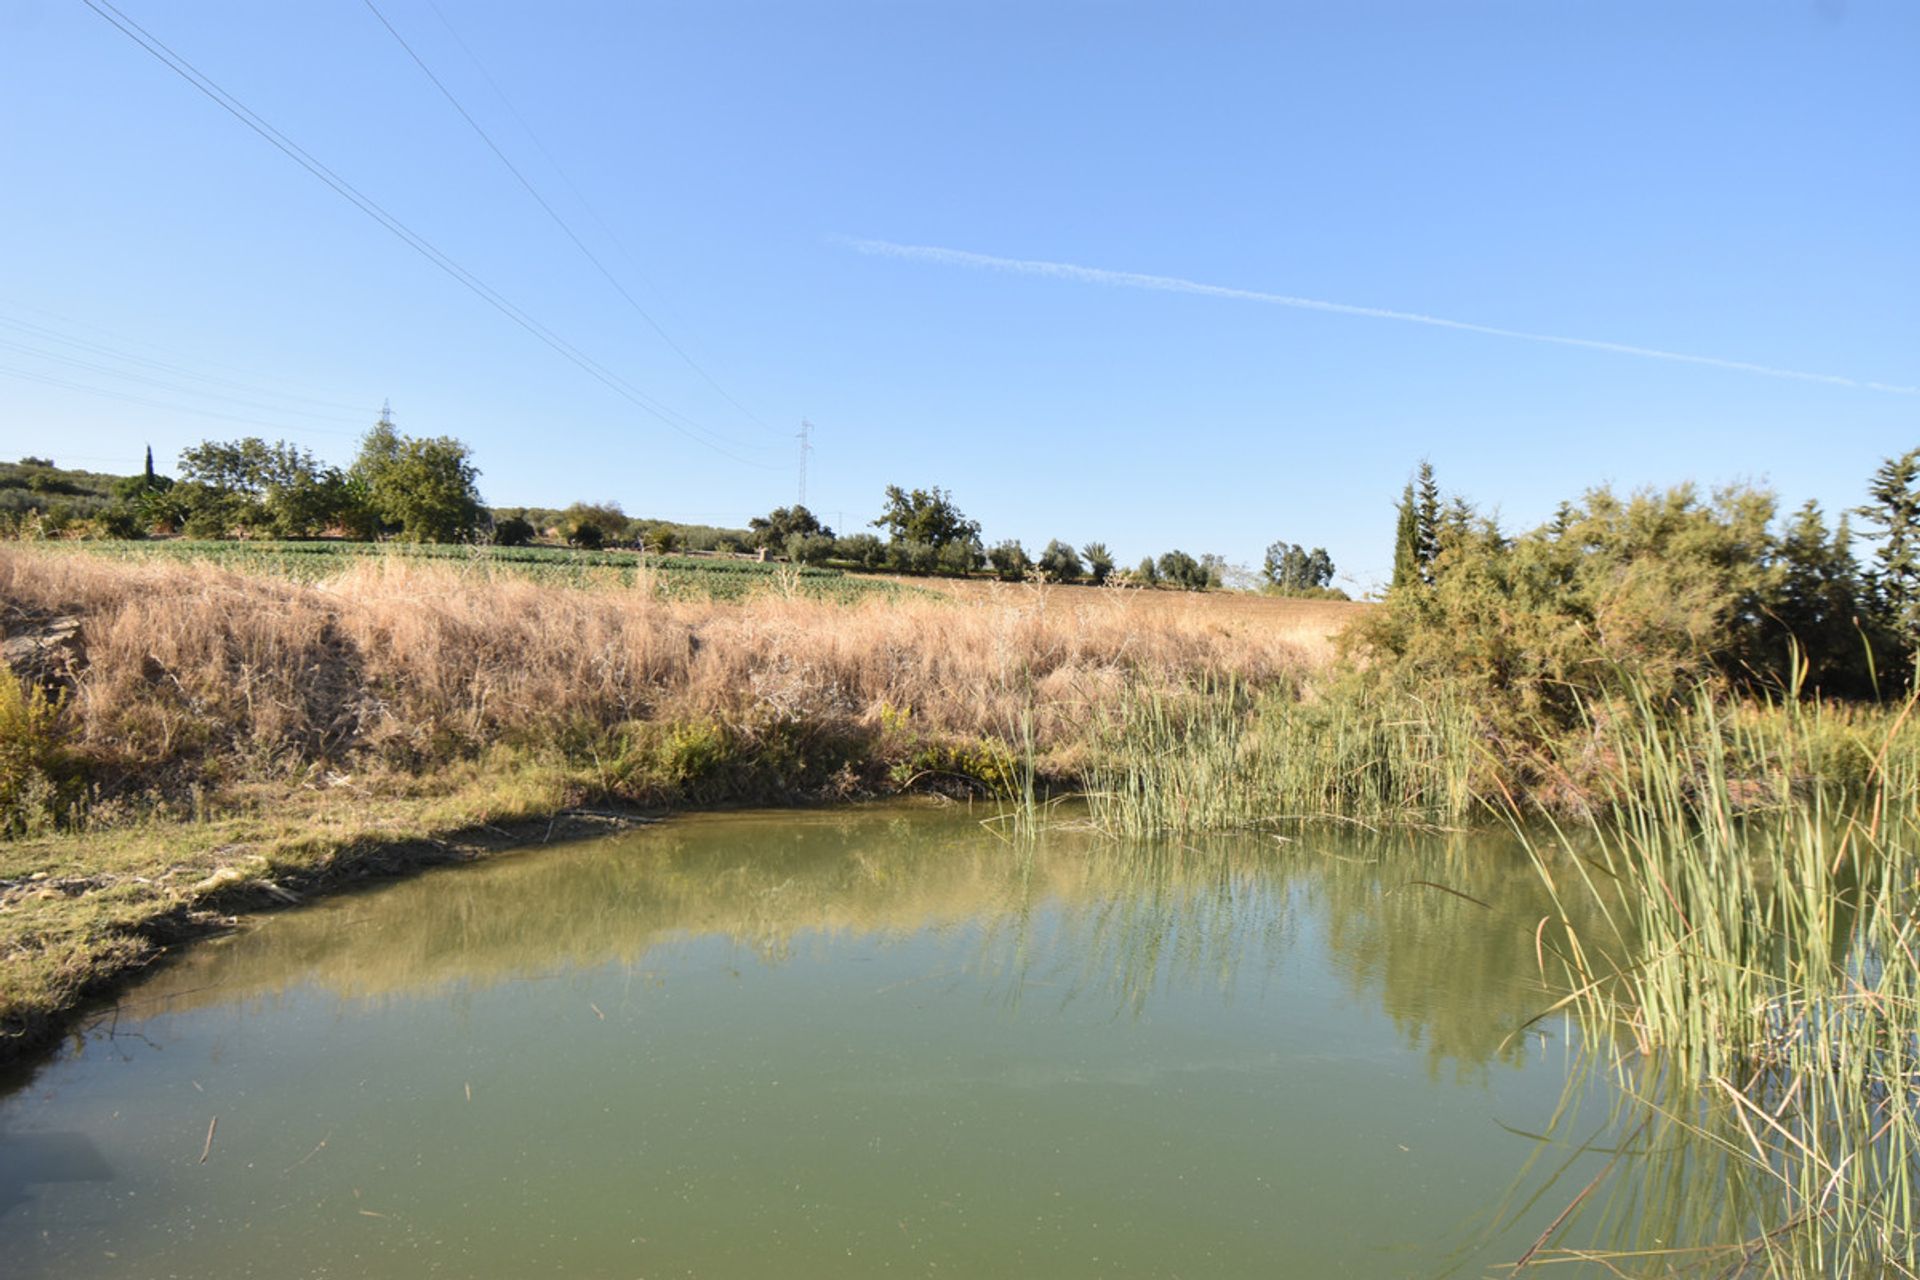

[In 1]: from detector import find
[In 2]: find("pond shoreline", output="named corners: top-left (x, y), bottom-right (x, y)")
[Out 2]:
top-left (0, 797), bottom-right (677, 1074)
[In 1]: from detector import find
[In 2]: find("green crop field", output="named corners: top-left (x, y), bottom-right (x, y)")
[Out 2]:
top-left (34, 539), bottom-right (902, 604)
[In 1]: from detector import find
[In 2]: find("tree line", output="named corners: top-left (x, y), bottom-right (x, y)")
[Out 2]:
top-left (17, 418), bottom-right (487, 544)
top-left (748, 485), bottom-right (1336, 593)
top-left (5, 422), bottom-right (1339, 595)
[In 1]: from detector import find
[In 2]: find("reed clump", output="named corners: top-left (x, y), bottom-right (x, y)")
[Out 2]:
top-left (1517, 689), bottom-right (1920, 1274)
top-left (1083, 677), bottom-right (1482, 834)
top-left (1081, 664), bottom-right (1920, 836)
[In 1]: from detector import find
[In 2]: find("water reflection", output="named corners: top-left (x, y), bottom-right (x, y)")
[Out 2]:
top-left (3, 805), bottom-right (1739, 1278)
top-left (121, 809), bottom-right (1579, 1079)
top-left (0, 1130), bottom-right (113, 1218)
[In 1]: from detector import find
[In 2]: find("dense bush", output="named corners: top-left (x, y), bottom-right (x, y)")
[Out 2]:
top-left (492, 516), bottom-right (535, 547)
top-left (1356, 459), bottom-right (1918, 740)
top-left (785, 532), bottom-right (835, 565)
top-left (988, 540), bottom-right (1030, 582)
top-left (833, 532), bottom-right (886, 568)
top-left (1156, 550), bottom-right (1213, 591)
top-left (1038, 539), bottom-right (1082, 583)
top-left (938, 540), bottom-right (981, 575)
top-left (0, 669), bottom-right (76, 837)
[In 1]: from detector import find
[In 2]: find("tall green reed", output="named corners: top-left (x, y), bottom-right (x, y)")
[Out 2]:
top-left (1082, 676), bottom-right (1481, 835)
top-left (1516, 686), bottom-right (1920, 1275)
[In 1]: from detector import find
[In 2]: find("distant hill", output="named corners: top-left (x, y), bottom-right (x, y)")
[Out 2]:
top-left (0, 456), bottom-right (133, 521)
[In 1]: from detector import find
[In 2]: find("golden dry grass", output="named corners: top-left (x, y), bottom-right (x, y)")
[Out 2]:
top-left (871, 573), bottom-right (1366, 665)
top-left (0, 546), bottom-right (1359, 788)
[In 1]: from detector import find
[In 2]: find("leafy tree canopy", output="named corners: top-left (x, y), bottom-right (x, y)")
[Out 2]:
top-left (352, 423), bottom-right (483, 544)
top-left (988, 539), bottom-right (1030, 582)
top-left (1037, 539), bottom-right (1083, 583)
top-left (872, 485), bottom-right (980, 549)
top-left (1157, 549), bottom-right (1214, 591)
top-left (1263, 541), bottom-right (1336, 594)
top-left (176, 436), bottom-right (363, 539)
top-left (750, 504), bottom-right (832, 549)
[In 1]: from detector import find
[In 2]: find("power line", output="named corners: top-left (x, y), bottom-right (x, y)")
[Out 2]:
top-left (0, 334), bottom-right (367, 426)
top-left (421, 4), bottom-right (687, 338)
top-left (362, 0), bottom-right (782, 438)
top-left (79, 0), bottom-right (778, 470)
top-left (0, 305), bottom-right (368, 413)
top-left (0, 363), bottom-right (366, 439)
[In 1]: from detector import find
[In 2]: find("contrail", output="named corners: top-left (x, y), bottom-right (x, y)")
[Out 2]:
top-left (836, 236), bottom-right (1918, 396)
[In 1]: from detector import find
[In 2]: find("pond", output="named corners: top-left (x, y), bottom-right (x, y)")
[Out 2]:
top-left (1, 806), bottom-right (1700, 1277)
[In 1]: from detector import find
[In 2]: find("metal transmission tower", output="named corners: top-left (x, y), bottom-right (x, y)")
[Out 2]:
top-left (796, 419), bottom-right (813, 509)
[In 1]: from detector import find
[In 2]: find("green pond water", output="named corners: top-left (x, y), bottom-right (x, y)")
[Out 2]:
top-left (1, 807), bottom-right (1716, 1277)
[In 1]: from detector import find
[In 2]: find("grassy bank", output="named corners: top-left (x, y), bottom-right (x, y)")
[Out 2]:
top-left (0, 754), bottom-right (635, 1070)
top-left (0, 544), bottom-right (1341, 1062)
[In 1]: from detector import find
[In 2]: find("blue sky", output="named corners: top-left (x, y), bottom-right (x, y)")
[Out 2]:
top-left (2, 0), bottom-right (1914, 590)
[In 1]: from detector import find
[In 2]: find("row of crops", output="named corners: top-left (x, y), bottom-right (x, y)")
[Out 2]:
top-left (40, 539), bottom-right (902, 603)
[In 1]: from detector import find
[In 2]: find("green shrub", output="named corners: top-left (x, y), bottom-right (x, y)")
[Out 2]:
top-left (834, 532), bottom-right (886, 568)
top-left (1037, 539), bottom-right (1082, 582)
top-left (937, 540), bottom-right (981, 576)
top-left (892, 738), bottom-right (1019, 795)
top-left (785, 532), bottom-right (835, 565)
top-left (988, 540), bottom-right (1029, 582)
top-left (0, 668), bottom-right (78, 836)
top-left (492, 516), bottom-right (535, 547)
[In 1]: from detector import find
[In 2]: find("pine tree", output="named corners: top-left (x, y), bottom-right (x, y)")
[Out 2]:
top-left (1414, 460), bottom-right (1440, 582)
top-left (1548, 501), bottom-right (1574, 539)
top-left (1390, 482), bottom-right (1420, 592)
top-left (1775, 500), bottom-right (1872, 696)
top-left (1856, 447), bottom-right (1920, 680)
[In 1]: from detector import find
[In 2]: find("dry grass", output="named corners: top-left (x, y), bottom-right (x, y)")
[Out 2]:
top-left (0, 546), bottom-right (1344, 794)
top-left (875, 573), bottom-right (1366, 668)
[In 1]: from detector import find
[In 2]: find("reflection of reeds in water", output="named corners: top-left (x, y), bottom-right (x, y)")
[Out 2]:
top-left (1513, 690), bottom-right (1920, 1275)
top-left (1080, 670), bottom-right (1920, 1270)
top-left (1472, 1055), bottom-right (1804, 1276)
